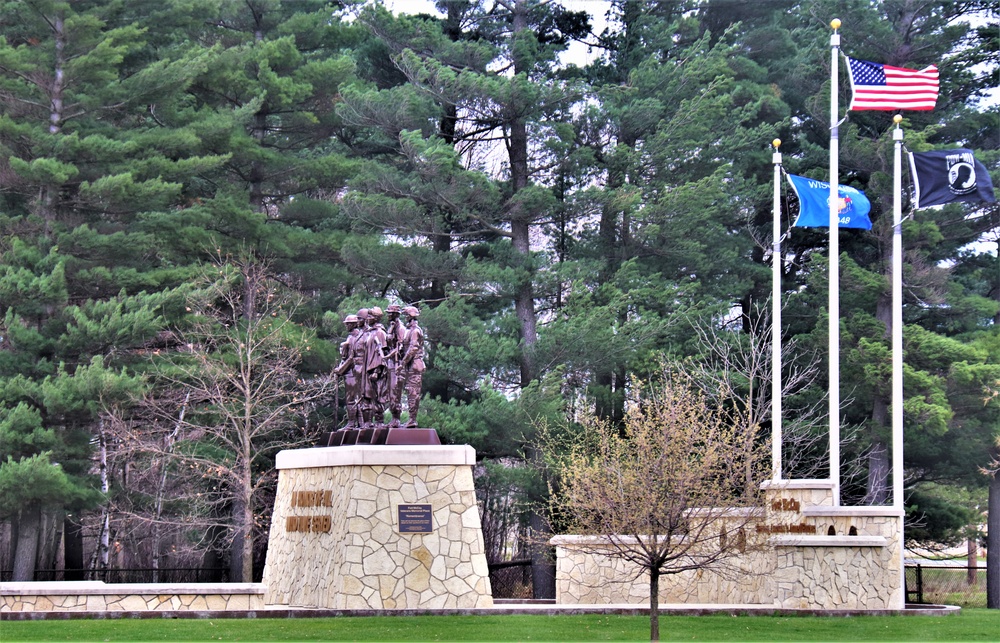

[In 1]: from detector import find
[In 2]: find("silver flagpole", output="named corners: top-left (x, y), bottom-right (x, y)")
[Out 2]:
top-left (892, 114), bottom-right (905, 607)
top-left (829, 18), bottom-right (842, 505)
top-left (772, 139), bottom-right (783, 480)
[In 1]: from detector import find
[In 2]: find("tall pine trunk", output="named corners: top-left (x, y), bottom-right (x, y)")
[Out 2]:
top-left (507, 0), bottom-right (550, 598)
top-left (64, 517), bottom-right (84, 580)
top-left (866, 290), bottom-right (893, 504)
top-left (40, 9), bottom-right (67, 229)
top-left (12, 508), bottom-right (40, 581)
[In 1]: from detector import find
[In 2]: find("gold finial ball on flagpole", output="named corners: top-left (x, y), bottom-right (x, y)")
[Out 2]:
top-left (831, 18), bottom-right (842, 31)
top-left (772, 139), bottom-right (781, 149)
top-left (893, 114), bottom-right (903, 125)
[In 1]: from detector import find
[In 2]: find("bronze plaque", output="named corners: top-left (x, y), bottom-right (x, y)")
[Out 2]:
top-left (398, 504), bottom-right (433, 533)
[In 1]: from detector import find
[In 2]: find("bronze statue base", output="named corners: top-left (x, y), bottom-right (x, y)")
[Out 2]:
top-left (358, 427), bottom-right (389, 444)
top-left (385, 428), bottom-right (441, 446)
top-left (319, 427), bottom-right (437, 447)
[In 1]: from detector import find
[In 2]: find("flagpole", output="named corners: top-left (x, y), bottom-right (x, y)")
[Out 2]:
top-left (772, 139), bottom-right (783, 481)
top-left (829, 18), bottom-right (842, 505)
top-left (892, 114), bottom-right (905, 608)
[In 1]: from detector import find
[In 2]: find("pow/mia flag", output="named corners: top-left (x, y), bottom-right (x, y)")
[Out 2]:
top-left (908, 149), bottom-right (996, 210)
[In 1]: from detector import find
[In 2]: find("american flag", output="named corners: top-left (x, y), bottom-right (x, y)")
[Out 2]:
top-left (846, 57), bottom-right (939, 111)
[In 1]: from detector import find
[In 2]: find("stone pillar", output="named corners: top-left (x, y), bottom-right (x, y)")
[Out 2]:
top-left (762, 479), bottom-right (904, 610)
top-left (262, 445), bottom-right (492, 609)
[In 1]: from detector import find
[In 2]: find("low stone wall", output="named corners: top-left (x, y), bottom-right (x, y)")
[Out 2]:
top-left (552, 480), bottom-right (904, 610)
top-left (772, 505), bottom-right (903, 610)
top-left (552, 534), bottom-right (774, 606)
top-left (0, 582), bottom-right (264, 612)
top-left (772, 536), bottom-right (894, 609)
top-left (262, 445), bottom-right (492, 610)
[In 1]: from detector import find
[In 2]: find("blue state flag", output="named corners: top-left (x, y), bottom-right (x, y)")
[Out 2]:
top-left (786, 174), bottom-right (872, 230)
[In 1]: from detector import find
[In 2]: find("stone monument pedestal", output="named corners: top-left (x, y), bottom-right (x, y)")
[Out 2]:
top-left (761, 479), bottom-right (904, 610)
top-left (262, 444), bottom-right (493, 610)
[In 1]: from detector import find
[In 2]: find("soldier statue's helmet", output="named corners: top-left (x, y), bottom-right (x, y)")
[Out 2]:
top-left (357, 308), bottom-right (369, 320)
top-left (403, 306), bottom-right (420, 318)
top-left (369, 306), bottom-right (383, 318)
top-left (386, 304), bottom-right (401, 314)
top-left (344, 314), bottom-right (359, 324)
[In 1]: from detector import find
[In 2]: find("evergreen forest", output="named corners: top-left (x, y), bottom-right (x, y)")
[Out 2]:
top-left (0, 0), bottom-right (997, 597)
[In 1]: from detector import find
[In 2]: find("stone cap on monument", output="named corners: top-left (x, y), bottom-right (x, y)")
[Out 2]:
top-left (275, 444), bottom-right (476, 469)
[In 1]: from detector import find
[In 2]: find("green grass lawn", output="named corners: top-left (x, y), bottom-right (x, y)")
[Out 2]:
top-left (2, 611), bottom-right (999, 642)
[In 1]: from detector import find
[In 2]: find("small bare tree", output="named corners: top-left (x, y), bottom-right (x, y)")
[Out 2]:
top-left (686, 308), bottom-right (827, 479)
top-left (545, 367), bottom-right (769, 642)
top-left (110, 256), bottom-right (334, 582)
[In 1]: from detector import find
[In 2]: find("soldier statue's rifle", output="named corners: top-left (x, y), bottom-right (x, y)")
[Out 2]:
top-left (332, 373), bottom-right (339, 429)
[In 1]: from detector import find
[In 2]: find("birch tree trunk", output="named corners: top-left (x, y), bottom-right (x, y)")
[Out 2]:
top-left (98, 419), bottom-right (111, 572)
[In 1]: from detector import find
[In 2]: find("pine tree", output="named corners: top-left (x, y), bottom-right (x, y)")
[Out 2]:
top-left (0, 0), bottom-right (219, 578)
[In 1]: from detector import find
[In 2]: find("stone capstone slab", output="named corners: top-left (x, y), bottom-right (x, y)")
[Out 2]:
top-left (274, 445), bottom-right (476, 469)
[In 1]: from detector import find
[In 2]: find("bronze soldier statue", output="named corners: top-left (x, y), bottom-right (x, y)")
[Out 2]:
top-left (401, 305), bottom-right (425, 428)
top-left (360, 306), bottom-right (388, 427)
top-left (333, 313), bottom-right (362, 429)
top-left (351, 308), bottom-right (371, 426)
top-left (385, 304), bottom-right (407, 428)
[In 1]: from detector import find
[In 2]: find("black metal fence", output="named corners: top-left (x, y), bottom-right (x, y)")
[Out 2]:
top-left (488, 559), bottom-right (533, 599)
top-left (906, 564), bottom-right (987, 607)
top-left (17, 568), bottom-right (231, 583)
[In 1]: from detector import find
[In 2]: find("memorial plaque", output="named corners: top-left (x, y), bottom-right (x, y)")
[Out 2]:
top-left (398, 504), bottom-right (433, 533)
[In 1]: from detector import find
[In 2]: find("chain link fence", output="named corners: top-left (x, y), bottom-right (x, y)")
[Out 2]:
top-left (488, 559), bottom-right (533, 599)
top-left (906, 564), bottom-right (987, 607)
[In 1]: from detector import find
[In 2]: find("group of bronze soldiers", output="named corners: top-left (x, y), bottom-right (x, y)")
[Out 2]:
top-left (334, 304), bottom-right (425, 429)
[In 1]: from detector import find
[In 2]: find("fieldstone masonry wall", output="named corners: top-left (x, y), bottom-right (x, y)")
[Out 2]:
top-left (261, 445), bottom-right (492, 610)
top-left (0, 583), bottom-right (264, 613)
top-left (4, 475), bottom-right (902, 613)
top-left (553, 480), bottom-right (904, 610)
top-left (552, 533), bottom-right (774, 606)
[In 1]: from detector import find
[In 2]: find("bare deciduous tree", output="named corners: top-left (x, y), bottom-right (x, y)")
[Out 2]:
top-left (686, 309), bottom-right (826, 480)
top-left (545, 368), bottom-right (769, 642)
top-left (110, 256), bottom-right (334, 582)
